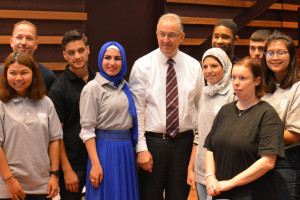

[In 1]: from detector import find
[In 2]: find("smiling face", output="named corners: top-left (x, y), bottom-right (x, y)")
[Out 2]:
top-left (156, 19), bottom-right (185, 58)
top-left (202, 57), bottom-right (224, 84)
top-left (266, 40), bottom-right (290, 81)
top-left (212, 25), bottom-right (237, 57)
top-left (10, 24), bottom-right (38, 56)
top-left (102, 49), bottom-right (122, 76)
top-left (7, 62), bottom-right (33, 98)
top-left (231, 65), bottom-right (261, 101)
top-left (63, 40), bottom-right (90, 71)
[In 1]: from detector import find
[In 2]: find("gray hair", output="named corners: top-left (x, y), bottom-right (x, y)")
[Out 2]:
top-left (157, 13), bottom-right (184, 33)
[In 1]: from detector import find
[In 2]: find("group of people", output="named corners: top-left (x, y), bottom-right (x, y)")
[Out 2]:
top-left (0, 12), bottom-right (299, 200)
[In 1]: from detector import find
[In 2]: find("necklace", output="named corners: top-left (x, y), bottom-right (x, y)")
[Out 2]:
top-left (237, 99), bottom-right (260, 117)
top-left (238, 108), bottom-right (248, 117)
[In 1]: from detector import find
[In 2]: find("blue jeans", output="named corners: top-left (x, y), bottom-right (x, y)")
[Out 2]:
top-left (275, 146), bottom-right (300, 200)
top-left (196, 182), bottom-right (212, 200)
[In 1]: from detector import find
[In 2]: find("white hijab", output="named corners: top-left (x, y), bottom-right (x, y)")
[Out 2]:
top-left (202, 48), bottom-right (232, 96)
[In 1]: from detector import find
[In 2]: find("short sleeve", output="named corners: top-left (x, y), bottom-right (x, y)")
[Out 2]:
top-left (204, 108), bottom-right (223, 151)
top-left (48, 83), bottom-right (65, 123)
top-left (46, 97), bottom-right (63, 141)
top-left (258, 107), bottom-right (285, 158)
top-left (285, 84), bottom-right (300, 134)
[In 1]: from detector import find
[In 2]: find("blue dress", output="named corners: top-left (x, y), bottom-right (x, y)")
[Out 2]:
top-left (85, 129), bottom-right (139, 200)
top-left (80, 74), bottom-right (139, 200)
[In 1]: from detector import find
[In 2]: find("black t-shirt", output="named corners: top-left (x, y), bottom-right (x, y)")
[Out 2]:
top-left (205, 101), bottom-right (285, 200)
top-left (48, 65), bottom-right (96, 170)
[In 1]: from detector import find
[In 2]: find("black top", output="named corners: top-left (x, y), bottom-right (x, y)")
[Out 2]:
top-left (0, 63), bottom-right (56, 92)
top-left (48, 65), bottom-right (96, 170)
top-left (204, 101), bottom-right (285, 200)
top-left (37, 63), bottom-right (56, 92)
top-left (232, 54), bottom-right (240, 64)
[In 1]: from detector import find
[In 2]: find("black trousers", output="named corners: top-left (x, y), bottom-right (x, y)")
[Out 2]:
top-left (139, 130), bottom-right (193, 200)
top-left (1, 194), bottom-right (49, 200)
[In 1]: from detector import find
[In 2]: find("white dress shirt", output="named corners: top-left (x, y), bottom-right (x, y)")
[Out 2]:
top-left (129, 48), bottom-right (204, 152)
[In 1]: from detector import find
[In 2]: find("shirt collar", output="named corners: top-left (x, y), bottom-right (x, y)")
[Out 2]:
top-left (96, 73), bottom-right (125, 90)
top-left (11, 96), bottom-right (31, 103)
top-left (157, 48), bottom-right (179, 66)
top-left (65, 64), bottom-right (96, 81)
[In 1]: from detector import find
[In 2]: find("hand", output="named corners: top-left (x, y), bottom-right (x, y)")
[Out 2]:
top-left (206, 176), bottom-right (221, 196)
top-left (89, 164), bottom-right (103, 189)
top-left (217, 180), bottom-right (235, 192)
top-left (5, 177), bottom-right (26, 200)
top-left (47, 175), bottom-right (59, 199)
top-left (137, 150), bottom-right (153, 172)
top-left (187, 168), bottom-right (195, 188)
top-left (63, 168), bottom-right (79, 192)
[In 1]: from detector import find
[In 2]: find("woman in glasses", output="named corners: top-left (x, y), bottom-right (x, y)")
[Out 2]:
top-left (262, 30), bottom-right (300, 200)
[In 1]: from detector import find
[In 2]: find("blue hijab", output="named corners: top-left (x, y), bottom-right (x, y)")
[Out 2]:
top-left (98, 41), bottom-right (138, 146)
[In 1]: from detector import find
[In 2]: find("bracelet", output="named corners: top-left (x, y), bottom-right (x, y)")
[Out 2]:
top-left (4, 175), bottom-right (13, 182)
top-left (205, 173), bottom-right (216, 179)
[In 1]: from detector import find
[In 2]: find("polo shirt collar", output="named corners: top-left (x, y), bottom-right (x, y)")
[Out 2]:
top-left (11, 96), bottom-right (31, 103)
top-left (96, 73), bottom-right (125, 90)
top-left (65, 64), bottom-right (95, 82)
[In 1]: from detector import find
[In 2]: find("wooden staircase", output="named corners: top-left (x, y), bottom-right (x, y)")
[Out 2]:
top-left (164, 0), bottom-right (300, 60)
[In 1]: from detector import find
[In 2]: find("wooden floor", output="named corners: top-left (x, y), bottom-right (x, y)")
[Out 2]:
top-left (56, 187), bottom-right (198, 200)
top-left (188, 187), bottom-right (198, 200)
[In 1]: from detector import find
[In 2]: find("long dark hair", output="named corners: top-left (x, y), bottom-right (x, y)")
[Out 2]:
top-left (261, 30), bottom-right (299, 93)
top-left (0, 52), bottom-right (46, 102)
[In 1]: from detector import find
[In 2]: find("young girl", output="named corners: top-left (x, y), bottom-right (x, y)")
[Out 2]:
top-left (79, 41), bottom-right (139, 200)
top-left (262, 30), bottom-right (300, 200)
top-left (187, 48), bottom-right (235, 200)
top-left (0, 52), bottom-right (62, 200)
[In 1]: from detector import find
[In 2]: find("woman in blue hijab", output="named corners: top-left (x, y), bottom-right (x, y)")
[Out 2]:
top-left (79, 41), bottom-right (139, 200)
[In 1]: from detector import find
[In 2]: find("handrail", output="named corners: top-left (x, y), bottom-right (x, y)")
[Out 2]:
top-left (181, 17), bottom-right (298, 28)
top-left (0, 36), bottom-right (62, 44)
top-left (0, 62), bottom-right (67, 71)
top-left (182, 38), bottom-right (299, 46)
top-left (0, 9), bottom-right (87, 20)
top-left (166, 0), bottom-right (299, 11)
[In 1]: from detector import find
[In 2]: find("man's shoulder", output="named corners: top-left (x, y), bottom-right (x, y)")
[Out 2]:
top-left (48, 71), bottom-right (68, 95)
top-left (134, 48), bottom-right (160, 63)
top-left (37, 63), bottom-right (56, 76)
top-left (178, 50), bottom-right (200, 65)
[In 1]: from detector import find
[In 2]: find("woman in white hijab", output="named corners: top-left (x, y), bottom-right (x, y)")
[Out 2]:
top-left (187, 48), bottom-right (236, 200)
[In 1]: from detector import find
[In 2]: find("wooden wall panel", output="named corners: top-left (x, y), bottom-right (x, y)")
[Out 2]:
top-left (165, 0), bottom-right (300, 60)
top-left (85, 0), bottom-right (164, 79)
top-left (0, 1), bottom-right (86, 71)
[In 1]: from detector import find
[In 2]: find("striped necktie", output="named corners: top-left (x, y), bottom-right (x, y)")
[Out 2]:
top-left (166, 58), bottom-right (179, 137)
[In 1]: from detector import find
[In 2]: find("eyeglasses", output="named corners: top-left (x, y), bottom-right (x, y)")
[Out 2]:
top-left (158, 32), bottom-right (183, 39)
top-left (265, 50), bottom-right (289, 57)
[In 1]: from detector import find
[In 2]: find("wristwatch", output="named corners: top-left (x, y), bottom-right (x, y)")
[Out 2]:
top-left (50, 170), bottom-right (59, 177)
